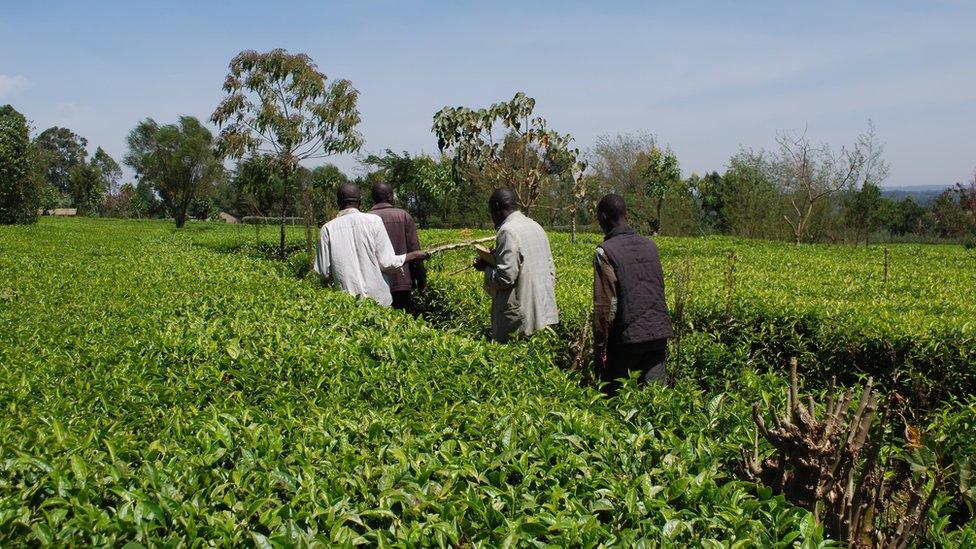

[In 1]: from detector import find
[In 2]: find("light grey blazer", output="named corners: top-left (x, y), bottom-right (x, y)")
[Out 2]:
top-left (483, 211), bottom-right (559, 342)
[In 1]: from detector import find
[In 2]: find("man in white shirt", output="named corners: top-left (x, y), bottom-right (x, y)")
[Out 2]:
top-left (314, 183), bottom-right (428, 307)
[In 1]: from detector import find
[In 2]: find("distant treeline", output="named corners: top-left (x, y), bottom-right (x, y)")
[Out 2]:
top-left (218, 132), bottom-right (976, 247)
top-left (2, 105), bottom-right (974, 246)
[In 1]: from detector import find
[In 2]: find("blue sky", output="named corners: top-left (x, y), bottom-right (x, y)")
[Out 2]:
top-left (2, 1), bottom-right (974, 187)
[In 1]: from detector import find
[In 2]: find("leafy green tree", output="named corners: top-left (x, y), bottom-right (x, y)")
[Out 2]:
top-left (63, 149), bottom-right (121, 214)
top-left (131, 180), bottom-right (161, 219)
top-left (68, 161), bottom-right (103, 215)
top-left (845, 181), bottom-right (883, 245)
top-left (432, 92), bottom-right (586, 220)
top-left (535, 165), bottom-right (600, 232)
top-left (104, 182), bottom-right (135, 218)
top-left (92, 147), bottom-right (122, 196)
top-left (307, 164), bottom-right (348, 226)
top-left (0, 104), bottom-right (39, 224)
top-left (37, 183), bottom-right (61, 213)
top-left (931, 189), bottom-right (973, 238)
top-left (211, 48), bottom-right (363, 268)
top-left (663, 175), bottom-right (706, 236)
top-left (588, 133), bottom-right (651, 227)
top-left (873, 195), bottom-right (898, 236)
top-left (956, 172), bottom-right (976, 229)
top-left (189, 197), bottom-right (218, 221)
top-left (588, 133), bottom-right (699, 236)
top-left (212, 175), bottom-right (238, 218)
top-left (639, 145), bottom-right (681, 234)
top-left (34, 126), bottom-right (87, 195)
top-left (125, 116), bottom-right (223, 228)
top-left (362, 150), bottom-right (456, 228)
top-left (691, 171), bottom-right (726, 232)
top-left (426, 164), bottom-right (493, 228)
top-left (588, 133), bottom-right (656, 196)
top-left (721, 150), bottom-right (785, 240)
top-left (232, 154), bottom-right (288, 219)
top-left (541, 142), bottom-right (594, 239)
top-left (887, 197), bottom-right (928, 236)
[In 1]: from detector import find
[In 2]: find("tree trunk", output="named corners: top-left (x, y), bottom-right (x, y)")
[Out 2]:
top-left (655, 197), bottom-right (664, 235)
top-left (302, 175), bottom-right (315, 274)
top-left (793, 212), bottom-right (803, 245)
top-left (279, 168), bottom-right (289, 261)
top-left (175, 195), bottom-right (189, 229)
top-left (173, 195), bottom-right (192, 229)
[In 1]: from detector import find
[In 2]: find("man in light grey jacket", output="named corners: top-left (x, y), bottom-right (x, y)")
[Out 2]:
top-left (473, 188), bottom-right (559, 342)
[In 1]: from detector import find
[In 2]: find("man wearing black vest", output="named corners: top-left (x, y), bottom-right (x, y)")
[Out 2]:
top-left (592, 194), bottom-right (674, 394)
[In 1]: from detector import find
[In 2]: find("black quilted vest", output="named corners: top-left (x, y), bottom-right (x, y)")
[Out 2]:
top-left (599, 225), bottom-right (674, 345)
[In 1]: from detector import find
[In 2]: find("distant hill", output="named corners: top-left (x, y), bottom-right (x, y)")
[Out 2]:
top-left (881, 185), bottom-right (950, 205)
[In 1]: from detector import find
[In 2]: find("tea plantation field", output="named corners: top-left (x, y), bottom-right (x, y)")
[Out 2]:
top-left (1, 218), bottom-right (974, 546)
top-left (416, 228), bottom-right (976, 408)
top-left (196, 221), bottom-right (976, 406)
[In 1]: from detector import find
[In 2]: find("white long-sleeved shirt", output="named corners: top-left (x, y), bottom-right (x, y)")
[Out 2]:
top-left (314, 208), bottom-right (406, 307)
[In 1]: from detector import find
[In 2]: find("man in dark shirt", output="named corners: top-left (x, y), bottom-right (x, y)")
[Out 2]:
top-left (369, 182), bottom-right (427, 312)
top-left (593, 194), bottom-right (674, 394)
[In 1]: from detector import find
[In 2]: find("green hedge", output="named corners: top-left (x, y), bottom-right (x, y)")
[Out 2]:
top-left (188, 222), bottom-right (976, 404)
top-left (1, 218), bottom-right (844, 545)
top-left (407, 229), bottom-right (976, 407)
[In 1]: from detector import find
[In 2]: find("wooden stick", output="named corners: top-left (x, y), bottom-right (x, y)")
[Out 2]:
top-left (789, 357), bottom-right (799, 417)
top-left (425, 236), bottom-right (495, 255)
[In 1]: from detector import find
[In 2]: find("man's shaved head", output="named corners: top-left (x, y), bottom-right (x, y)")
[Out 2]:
top-left (489, 187), bottom-right (518, 211)
top-left (337, 183), bottom-right (362, 208)
top-left (371, 182), bottom-right (393, 204)
top-left (488, 187), bottom-right (519, 228)
top-left (597, 194), bottom-right (627, 222)
top-left (597, 194), bottom-right (628, 234)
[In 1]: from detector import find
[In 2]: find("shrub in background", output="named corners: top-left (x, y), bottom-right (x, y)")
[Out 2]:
top-left (0, 104), bottom-right (39, 224)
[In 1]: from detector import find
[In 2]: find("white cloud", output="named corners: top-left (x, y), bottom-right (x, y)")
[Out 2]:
top-left (0, 74), bottom-right (30, 98)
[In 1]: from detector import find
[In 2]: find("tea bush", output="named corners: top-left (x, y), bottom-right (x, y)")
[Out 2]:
top-left (412, 229), bottom-right (976, 406)
top-left (3, 218), bottom-right (972, 545)
top-left (190, 222), bottom-right (976, 405)
top-left (0, 219), bottom-right (827, 545)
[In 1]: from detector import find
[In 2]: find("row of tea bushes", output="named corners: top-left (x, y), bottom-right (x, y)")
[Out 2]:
top-left (408, 228), bottom-right (976, 406)
top-left (0, 218), bottom-right (850, 545)
top-left (190, 219), bottom-right (976, 536)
